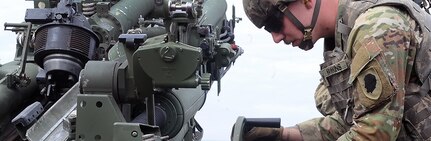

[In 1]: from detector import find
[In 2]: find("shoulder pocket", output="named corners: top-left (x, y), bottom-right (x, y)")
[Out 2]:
top-left (348, 38), bottom-right (382, 84)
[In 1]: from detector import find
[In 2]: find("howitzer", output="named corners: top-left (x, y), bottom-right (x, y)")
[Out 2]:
top-left (0, 0), bottom-right (244, 141)
top-left (0, 0), bottom-right (99, 139)
top-left (0, 1), bottom-right (96, 139)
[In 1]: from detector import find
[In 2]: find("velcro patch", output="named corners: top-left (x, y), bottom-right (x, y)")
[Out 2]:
top-left (348, 38), bottom-right (382, 84)
top-left (355, 61), bottom-right (394, 109)
top-left (358, 68), bottom-right (382, 100)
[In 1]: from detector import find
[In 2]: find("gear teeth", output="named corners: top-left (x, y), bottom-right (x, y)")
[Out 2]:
top-left (200, 73), bottom-right (211, 90)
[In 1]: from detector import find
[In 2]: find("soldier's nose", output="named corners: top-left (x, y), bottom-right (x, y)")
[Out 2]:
top-left (271, 32), bottom-right (284, 43)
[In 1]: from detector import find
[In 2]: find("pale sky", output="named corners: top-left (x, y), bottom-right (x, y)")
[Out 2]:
top-left (0, 1), bottom-right (324, 141)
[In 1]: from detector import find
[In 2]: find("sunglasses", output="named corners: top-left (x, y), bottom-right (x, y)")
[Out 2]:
top-left (263, 8), bottom-right (284, 33)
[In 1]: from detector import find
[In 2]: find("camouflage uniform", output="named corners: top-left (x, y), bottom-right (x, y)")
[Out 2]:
top-left (297, 0), bottom-right (431, 140)
top-left (314, 81), bottom-right (335, 116)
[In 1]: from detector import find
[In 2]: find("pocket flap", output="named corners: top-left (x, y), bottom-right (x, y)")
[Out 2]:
top-left (348, 38), bottom-right (382, 84)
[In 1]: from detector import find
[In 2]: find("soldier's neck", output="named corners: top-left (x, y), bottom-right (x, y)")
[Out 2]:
top-left (314, 0), bottom-right (338, 39)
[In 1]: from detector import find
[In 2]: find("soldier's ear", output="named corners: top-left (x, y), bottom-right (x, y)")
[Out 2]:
top-left (304, 0), bottom-right (312, 9)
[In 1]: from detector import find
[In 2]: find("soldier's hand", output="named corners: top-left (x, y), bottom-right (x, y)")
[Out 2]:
top-left (243, 127), bottom-right (283, 141)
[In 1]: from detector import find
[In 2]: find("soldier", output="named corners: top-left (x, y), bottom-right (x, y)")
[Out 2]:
top-left (241, 0), bottom-right (431, 140)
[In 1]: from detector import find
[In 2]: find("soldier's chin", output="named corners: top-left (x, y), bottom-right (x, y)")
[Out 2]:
top-left (298, 43), bottom-right (314, 51)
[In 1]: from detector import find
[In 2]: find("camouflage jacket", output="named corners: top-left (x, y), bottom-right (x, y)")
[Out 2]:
top-left (297, 0), bottom-right (431, 140)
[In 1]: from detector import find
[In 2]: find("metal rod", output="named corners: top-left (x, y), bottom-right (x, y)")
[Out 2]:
top-left (18, 23), bottom-right (32, 77)
top-left (146, 95), bottom-right (156, 125)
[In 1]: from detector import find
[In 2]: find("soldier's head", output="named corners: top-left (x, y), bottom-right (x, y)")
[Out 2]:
top-left (243, 0), bottom-right (336, 50)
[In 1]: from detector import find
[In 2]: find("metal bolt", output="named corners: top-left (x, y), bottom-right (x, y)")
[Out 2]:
top-left (55, 14), bottom-right (63, 20)
top-left (38, 2), bottom-right (46, 8)
top-left (131, 131), bottom-right (138, 137)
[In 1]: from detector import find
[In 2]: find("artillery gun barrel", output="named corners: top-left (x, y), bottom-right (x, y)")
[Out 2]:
top-left (200, 0), bottom-right (227, 27)
top-left (89, 0), bottom-right (156, 42)
top-left (110, 0), bottom-right (156, 33)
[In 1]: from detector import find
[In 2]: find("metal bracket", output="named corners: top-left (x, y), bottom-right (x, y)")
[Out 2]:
top-left (113, 122), bottom-right (168, 141)
top-left (12, 102), bottom-right (44, 140)
top-left (118, 34), bottom-right (148, 49)
top-left (95, 2), bottom-right (112, 16)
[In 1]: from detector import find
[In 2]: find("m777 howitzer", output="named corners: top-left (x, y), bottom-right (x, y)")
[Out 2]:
top-left (1, 0), bottom-right (100, 139)
top-left (0, 0), bottom-right (243, 140)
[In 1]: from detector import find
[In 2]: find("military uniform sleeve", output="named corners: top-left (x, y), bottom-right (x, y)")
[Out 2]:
top-left (296, 82), bottom-right (346, 140)
top-left (314, 81), bottom-right (336, 116)
top-left (297, 111), bottom-right (350, 141)
top-left (337, 6), bottom-right (418, 141)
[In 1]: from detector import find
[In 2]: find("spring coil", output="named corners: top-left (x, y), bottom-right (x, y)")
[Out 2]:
top-left (425, 0), bottom-right (430, 14)
top-left (82, 2), bottom-right (96, 17)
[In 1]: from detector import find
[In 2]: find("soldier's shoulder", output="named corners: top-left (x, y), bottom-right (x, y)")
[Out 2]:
top-left (347, 5), bottom-right (416, 46)
top-left (354, 6), bottom-right (413, 31)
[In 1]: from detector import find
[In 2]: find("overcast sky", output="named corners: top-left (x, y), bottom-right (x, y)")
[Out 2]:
top-left (0, 1), bottom-right (324, 140)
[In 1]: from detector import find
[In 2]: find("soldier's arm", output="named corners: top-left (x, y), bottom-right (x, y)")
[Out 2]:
top-left (314, 81), bottom-right (336, 116)
top-left (244, 82), bottom-right (341, 141)
top-left (337, 6), bottom-right (418, 141)
top-left (292, 111), bottom-right (350, 140)
top-left (282, 82), bottom-right (348, 141)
